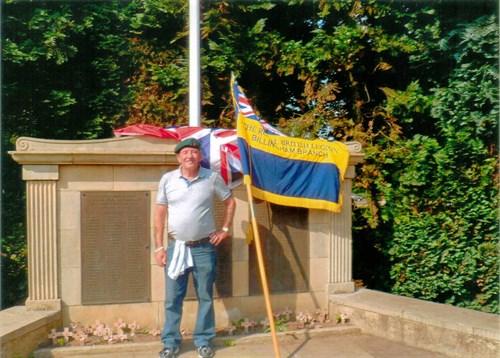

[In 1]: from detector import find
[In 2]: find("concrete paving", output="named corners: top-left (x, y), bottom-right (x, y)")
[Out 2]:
top-left (35, 326), bottom-right (448, 358)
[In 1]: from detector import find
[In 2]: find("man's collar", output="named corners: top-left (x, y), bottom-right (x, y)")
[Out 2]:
top-left (177, 165), bottom-right (206, 179)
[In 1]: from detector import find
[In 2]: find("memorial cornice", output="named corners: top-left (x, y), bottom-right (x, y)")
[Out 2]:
top-left (9, 136), bottom-right (364, 166)
top-left (344, 141), bottom-right (364, 164)
top-left (9, 136), bottom-right (179, 165)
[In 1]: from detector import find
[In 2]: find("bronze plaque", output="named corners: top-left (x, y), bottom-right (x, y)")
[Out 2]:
top-left (81, 191), bottom-right (150, 305)
top-left (249, 203), bottom-right (309, 295)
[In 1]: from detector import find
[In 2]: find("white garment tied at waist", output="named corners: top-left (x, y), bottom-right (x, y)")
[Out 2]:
top-left (167, 240), bottom-right (193, 280)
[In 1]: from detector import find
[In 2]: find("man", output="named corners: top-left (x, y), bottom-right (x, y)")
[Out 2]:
top-left (154, 138), bottom-right (236, 358)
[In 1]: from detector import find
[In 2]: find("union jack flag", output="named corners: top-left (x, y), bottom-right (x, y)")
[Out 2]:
top-left (232, 78), bottom-right (285, 137)
top-left (114, 124), bottom-right (243, 188)
top-left (113, 78), bottom-right (284, 188)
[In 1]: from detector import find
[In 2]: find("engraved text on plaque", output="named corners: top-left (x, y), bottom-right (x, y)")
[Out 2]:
top-left (81, 191), bottom-right (150, 305)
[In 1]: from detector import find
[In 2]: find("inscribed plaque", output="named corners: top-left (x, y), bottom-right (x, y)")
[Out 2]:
top-left (81, 191), bottom-right (150, 305)
top-left (249, 203), bottom-right (309, 295)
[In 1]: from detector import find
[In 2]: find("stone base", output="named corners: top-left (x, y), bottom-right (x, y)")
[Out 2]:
top-left (26, 299), bottom-right (62, 311)
top-left (0, 306), bottom-right (61, 358)
top-left (327, 282), bottom-right (355, 294)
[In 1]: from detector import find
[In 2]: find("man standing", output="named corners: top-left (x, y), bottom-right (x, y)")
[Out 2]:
top-left (154, 138), bottom-right (236, 358)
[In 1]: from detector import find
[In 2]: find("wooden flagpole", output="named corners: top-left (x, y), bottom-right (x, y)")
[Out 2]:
top-left (245, 182), bottom-right (281, 358)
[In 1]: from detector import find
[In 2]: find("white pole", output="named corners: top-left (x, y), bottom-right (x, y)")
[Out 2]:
top-left (189, 0), bottom-right (201, 126)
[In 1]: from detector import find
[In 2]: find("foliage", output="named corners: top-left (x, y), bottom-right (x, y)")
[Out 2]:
top-left (374, 14), bottom-right (499, 312)
top-left (271, 318), bottom-right (288, 333)
top-left (2, 1), bottom-right (133, 140)
top-left (1, 0), bottom-right (498, 313)
top-left (1, 0), bottom-right (133, 308)
top-left (124, 0), bottom-right (189, 126)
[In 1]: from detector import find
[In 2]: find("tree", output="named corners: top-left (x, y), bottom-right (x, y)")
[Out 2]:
top-left (123, 0), bottom-right (190, 126)
top-left (386, 15), bottom-right (498, 312)
top-left (1, 0), bottom-right (133, 308)
top-left (354, 7), bottom-right (498, 312)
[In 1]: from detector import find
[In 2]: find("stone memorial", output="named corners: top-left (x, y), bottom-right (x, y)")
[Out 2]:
top-left (8, 135), bottom-right (363, 329)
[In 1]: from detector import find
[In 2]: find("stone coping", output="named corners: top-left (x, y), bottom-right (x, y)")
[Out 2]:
top-left (9, 136), bottom-right (178, 165)
top-left (9, 136), bottom-right (364, 166)
top-left (0, 306), bottom-right (61, 357)
top-left (0, 306), bottom-right (60, 341)
top-left (330, 288), bottom-right (500, 341)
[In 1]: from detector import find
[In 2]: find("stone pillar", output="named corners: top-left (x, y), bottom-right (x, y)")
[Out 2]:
top-left (23, 165), bottom-right (61, 311)
top-left (327, 165), bottom-right (356, 294)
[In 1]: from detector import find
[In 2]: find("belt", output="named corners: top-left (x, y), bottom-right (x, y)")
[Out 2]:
top-left (182, 237), bottom-right (211, 247)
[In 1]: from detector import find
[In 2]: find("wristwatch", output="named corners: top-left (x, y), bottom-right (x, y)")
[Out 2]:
top-left (221, 226), bottom-right (229, 233)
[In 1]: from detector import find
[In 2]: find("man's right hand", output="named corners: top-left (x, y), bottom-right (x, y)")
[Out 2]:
top-left (156, 250), bottom-right (167, 267)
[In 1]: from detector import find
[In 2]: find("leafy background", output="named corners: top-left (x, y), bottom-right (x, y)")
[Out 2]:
top-left (1, 0), bottom-right (498, 313)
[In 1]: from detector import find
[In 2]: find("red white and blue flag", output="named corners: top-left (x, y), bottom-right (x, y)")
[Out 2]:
top-left (114, 124), bottom-right (243, 188)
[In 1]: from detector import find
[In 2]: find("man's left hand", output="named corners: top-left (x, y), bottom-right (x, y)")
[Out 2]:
top-left (209, 230), bottom-right (229, 246)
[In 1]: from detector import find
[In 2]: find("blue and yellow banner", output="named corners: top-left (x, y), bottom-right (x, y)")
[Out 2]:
top-left (232, 78), bottom-right (350, 212)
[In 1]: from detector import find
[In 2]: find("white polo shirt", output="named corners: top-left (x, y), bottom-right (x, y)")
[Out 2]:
top-left (156, 166), bottom-right (231, 242)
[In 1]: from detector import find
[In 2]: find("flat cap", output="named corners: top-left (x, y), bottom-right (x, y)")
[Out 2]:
top-left (174, 137), bottom-right (202, 154)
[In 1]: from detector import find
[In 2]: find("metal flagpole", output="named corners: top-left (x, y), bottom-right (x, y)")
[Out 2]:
top-left (245, 182), bottom-right (281, 358)
top-left (189, 0), bottom-right (201, 126)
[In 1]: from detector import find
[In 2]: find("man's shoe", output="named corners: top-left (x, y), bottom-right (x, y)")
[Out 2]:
top-left (159, 346), bottom-right (179, 358)
top-left (197, 345), bottom-right (215, 358)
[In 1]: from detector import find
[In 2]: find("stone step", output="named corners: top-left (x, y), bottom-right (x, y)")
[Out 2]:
top-left (33, 325), bottom-right (361, 357)
top-left (329, 288), bottom-right (500, 358)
